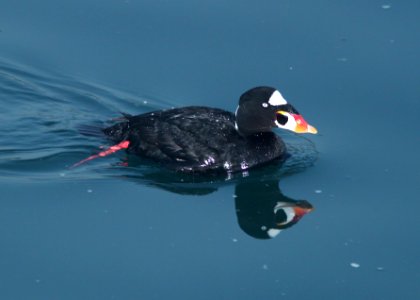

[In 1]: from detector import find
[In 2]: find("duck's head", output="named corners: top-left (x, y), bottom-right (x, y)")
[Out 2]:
top-left (235, 86), bottom-right (318, 136)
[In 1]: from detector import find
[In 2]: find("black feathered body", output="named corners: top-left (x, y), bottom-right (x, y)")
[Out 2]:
top-left (103, 106), bottom-right (286, 173)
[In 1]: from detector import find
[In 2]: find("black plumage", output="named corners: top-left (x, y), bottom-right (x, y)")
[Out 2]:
top-left (76, 86), bottom-right (317, 172)
top-left (103, 106), bottom-right (286, 173)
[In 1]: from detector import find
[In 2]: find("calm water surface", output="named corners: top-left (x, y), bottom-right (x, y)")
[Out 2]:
top-left (0, 1), bottom-right (419, 299)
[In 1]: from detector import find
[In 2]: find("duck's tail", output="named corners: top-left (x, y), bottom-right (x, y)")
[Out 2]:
top-left (72, 115), bottom-right (132, 168)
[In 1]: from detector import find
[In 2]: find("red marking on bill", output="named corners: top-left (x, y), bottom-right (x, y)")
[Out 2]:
top-left (71, 140), bottom-right (130, 168)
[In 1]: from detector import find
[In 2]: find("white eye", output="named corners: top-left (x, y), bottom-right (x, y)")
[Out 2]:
top-left (262, 102), bottom-right (268, 108)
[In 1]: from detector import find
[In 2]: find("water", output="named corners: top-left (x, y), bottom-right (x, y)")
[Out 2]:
top-left (1, 1), bottom-right (419, 299)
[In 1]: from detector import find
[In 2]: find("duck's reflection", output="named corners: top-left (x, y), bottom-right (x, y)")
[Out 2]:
top-left (234, 180), bottom-right (312, 239)
top-left (118, 161), bottom-right (314, 240)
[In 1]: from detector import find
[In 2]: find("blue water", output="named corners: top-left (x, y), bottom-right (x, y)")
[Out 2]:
top-left (1, 1), bottom-right (419, 299)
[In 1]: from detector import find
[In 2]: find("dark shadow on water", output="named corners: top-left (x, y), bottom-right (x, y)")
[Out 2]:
top-left (114, 161), bottom-right (315, 240)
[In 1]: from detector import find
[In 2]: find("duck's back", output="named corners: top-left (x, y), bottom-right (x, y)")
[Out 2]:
top-left (104, 106), bottom-right (286, 173)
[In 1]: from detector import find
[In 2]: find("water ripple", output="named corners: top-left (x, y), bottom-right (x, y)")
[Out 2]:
top-left (0, 58), bottom-right (317, 183)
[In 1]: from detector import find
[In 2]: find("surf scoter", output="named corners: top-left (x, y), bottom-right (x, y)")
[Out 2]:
top-left (74, 86), bottom-right (317, 172)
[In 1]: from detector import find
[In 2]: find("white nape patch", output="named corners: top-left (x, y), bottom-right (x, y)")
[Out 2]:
top-left (234, 106), bottom-right (240, 131)
top-left (262, 102), bottom-right (269, 108)
top-left (267, 228), bottom-right (282, 238)
top-left (268, 90), bottom-right (287, 106)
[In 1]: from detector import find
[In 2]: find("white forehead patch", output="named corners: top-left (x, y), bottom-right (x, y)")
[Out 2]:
top-left (268, 90), bottom-right (287, 106)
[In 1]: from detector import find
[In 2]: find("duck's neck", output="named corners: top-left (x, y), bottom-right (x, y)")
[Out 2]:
top-left (235, 108), bottom-right (272, 136)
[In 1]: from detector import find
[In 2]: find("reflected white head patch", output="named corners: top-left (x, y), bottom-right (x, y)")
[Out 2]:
top-left (267, 228), bottom-right (282, 238)
top-left (268, 90), bottom-right (287, 106)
